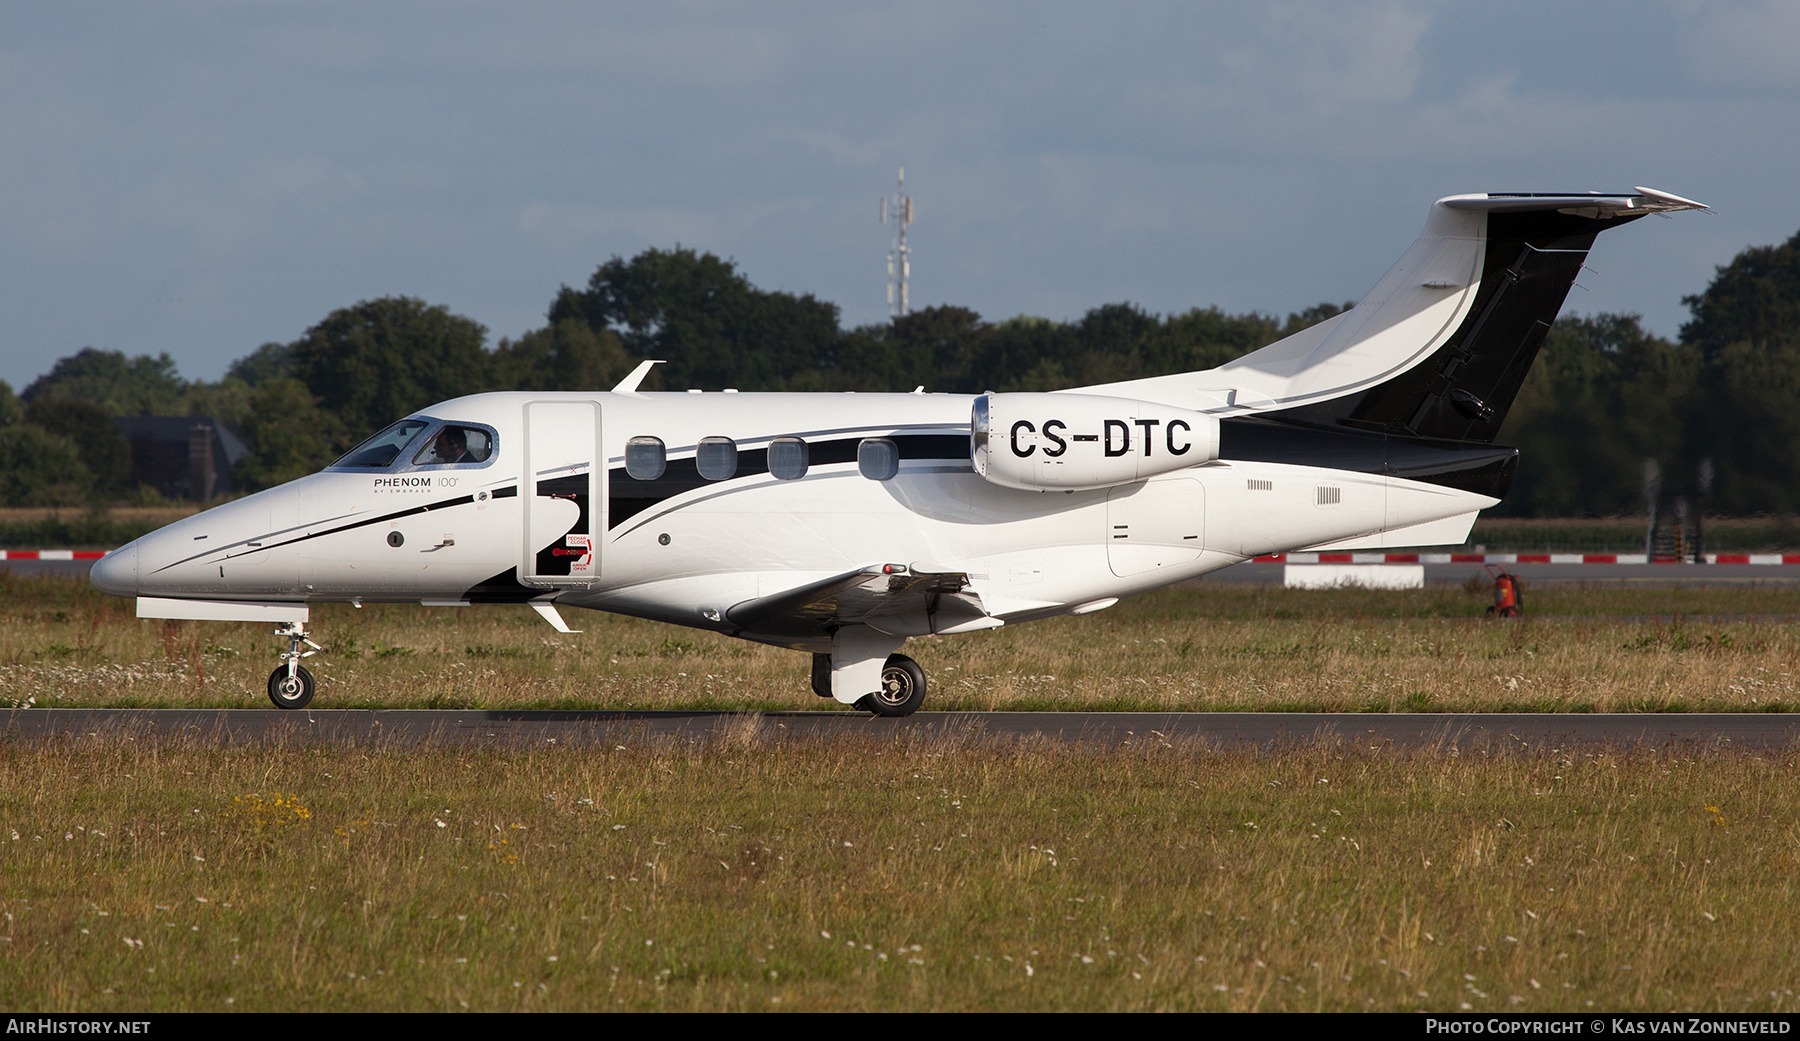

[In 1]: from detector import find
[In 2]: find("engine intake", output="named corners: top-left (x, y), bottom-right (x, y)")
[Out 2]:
top-left (971, 392), bottom-right (1220, 491)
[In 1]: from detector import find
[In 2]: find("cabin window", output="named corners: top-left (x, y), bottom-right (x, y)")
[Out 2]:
top-left (625, 436), bottom-right (667, 480)
top-left (768, 437), bottom-right (808, 480)
top-left (331, 419), bottom-right (430, 469)
top-left (413, 425), bottom-right (494, 466)
top-left (696, 437), bottom-right (738, 481)
top-left (858, 438), bottom-right (899, 481)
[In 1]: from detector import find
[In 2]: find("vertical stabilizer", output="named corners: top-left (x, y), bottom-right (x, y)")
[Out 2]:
top-left (1074, 189), bottom-right (1706, 444)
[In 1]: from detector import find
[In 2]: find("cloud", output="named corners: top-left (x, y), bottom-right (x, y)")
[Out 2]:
top-left (519, 202), bottom-right (721, 249)
top-left (3, 1), bottom-right (1797, 387)
top-left (1679, 0), bottom-right (1800, 89)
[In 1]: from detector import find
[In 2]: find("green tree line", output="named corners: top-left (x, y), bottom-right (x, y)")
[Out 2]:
top-left (4, 230), bottom-right (1798, 516)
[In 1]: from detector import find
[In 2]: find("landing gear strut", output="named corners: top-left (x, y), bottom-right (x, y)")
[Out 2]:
top-left (267, 621), bottom-right (322, 710)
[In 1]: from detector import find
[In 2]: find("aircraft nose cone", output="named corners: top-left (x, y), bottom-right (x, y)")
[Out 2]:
top-left (89, 543), bottom-right (140, 597)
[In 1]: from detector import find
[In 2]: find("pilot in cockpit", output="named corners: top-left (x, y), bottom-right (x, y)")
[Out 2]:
top-left (420, 427), bottom-right (472, 465)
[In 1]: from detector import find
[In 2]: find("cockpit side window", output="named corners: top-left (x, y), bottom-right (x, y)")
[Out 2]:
top-left (331, 420), bottom-right (431, 469)
top-left (413, 425), bottom-right (495, 466)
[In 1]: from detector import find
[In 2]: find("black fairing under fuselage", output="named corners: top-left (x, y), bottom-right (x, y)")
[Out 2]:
top-left (1218, 416), bottom-right (1518, 499)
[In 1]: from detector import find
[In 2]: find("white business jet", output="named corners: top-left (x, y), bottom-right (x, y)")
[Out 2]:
top-left (90, 188), bottom-right (1706, 714)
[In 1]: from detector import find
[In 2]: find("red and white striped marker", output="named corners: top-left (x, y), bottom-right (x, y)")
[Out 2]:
top-left (1256, 552), bottom-right (1800, 565)
top-left (4, 549), bottom-right (1796, 565)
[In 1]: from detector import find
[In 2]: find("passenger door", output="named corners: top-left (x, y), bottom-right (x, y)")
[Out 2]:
top-left (518, 400), bottom-right (604, 589)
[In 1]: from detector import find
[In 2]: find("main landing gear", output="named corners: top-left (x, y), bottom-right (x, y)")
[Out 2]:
top-left (267, 621), bottom-right (322, 710)
top-left (812, 651), bottom-right (928, 717)
top-left (864, 653), bottom-right (927, 717)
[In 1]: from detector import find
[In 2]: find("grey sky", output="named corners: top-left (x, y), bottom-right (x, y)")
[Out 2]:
top-left (4, 1), bottom-right (1797, 391)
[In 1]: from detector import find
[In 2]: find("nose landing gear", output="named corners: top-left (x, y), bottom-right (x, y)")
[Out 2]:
top-left (267, 621), bottom-right (322, 710)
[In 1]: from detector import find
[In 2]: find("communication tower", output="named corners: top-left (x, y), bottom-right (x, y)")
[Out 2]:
top-left (879, 167), bottom-right (914, 318)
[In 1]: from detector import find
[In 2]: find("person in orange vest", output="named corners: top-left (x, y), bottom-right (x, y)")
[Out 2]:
top-left (1485, 566), bottom-right (1523, 618)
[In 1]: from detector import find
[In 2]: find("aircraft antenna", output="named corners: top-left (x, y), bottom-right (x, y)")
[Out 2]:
top-left (879, 166), bottom-right (915, 318)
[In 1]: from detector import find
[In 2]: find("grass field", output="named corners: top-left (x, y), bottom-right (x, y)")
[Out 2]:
top-left (0, 507), bottom-right (202, 551)
top-left (4, 571), bottom-right (1799, 714)
top-left (2, 736), bottom-right (1797, 1012)
top-left (6, 574), bottom-right (1800, 1011)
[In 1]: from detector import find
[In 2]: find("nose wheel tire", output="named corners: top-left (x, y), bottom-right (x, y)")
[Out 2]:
top-left (857, 653), bottom-right (927, 717)
top-left (267, 665), bottom-right (316, 710)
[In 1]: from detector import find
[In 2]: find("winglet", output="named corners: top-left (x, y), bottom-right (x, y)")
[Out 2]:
top-left (611, 359), bottom-right (664, 395)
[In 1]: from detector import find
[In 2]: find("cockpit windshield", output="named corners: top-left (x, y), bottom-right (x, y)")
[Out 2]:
top-left (330, 420), bottom-right (430, 469)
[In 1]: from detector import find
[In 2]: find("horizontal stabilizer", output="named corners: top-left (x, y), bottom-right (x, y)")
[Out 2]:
top-left (1441, 188), bottom-right (1706, 215)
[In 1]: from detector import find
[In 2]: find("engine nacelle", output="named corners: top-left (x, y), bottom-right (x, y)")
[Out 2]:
top-left (971, 392), bottom-right (1221, 491)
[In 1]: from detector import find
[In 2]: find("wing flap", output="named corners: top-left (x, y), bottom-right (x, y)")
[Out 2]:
top-left (727, 565), bottom-right (982, 640)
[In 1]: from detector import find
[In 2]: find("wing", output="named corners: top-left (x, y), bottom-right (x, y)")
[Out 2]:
top-left (726, 565), bottom-right (995, 648)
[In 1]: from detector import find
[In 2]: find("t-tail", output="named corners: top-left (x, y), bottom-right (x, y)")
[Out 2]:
top-left (1075, 187), bottom-right (1707, 498)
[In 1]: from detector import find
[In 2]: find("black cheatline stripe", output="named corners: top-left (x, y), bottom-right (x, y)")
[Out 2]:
top-left (608, 432), bottom-right (968, 529)
top-left (631, 422), bottom-right (968, 459)
top-left (610, 470), bottom-right (863, 540)
top-left (149, 494), bottom-right (481, 576)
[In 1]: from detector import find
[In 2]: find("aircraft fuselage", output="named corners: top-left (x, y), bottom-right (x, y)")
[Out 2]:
top-left (93, 389), bottom-right (1493, 646)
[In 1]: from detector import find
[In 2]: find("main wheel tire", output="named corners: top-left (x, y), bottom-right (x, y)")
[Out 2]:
top-left (859, 653), bottom-right (926, 717)
top-left (267, 665), bottom-right (315, 710)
